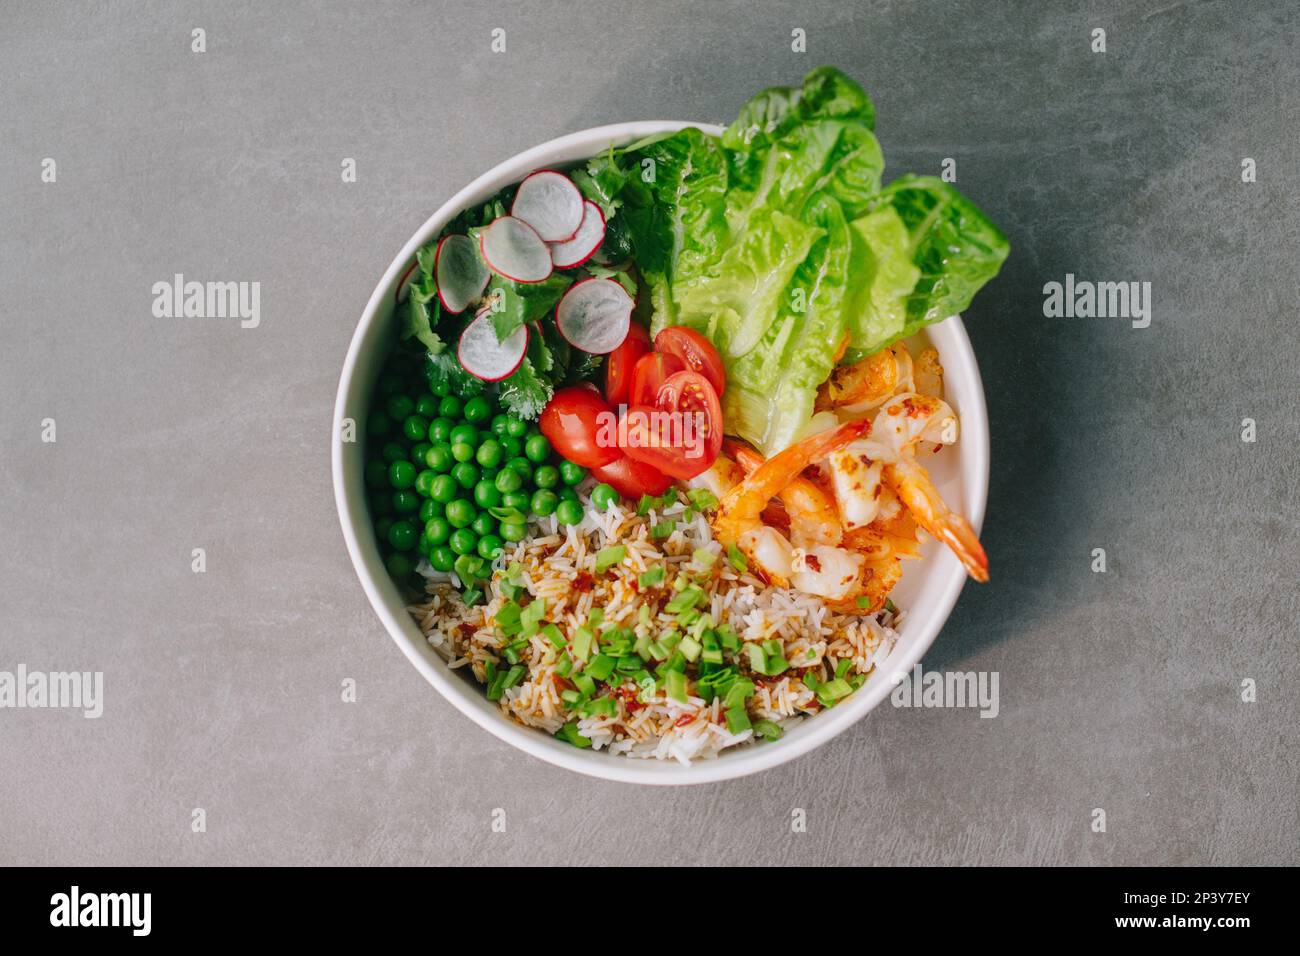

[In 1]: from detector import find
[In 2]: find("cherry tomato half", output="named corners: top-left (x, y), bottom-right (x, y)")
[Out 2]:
top-left (620, 371), bottom-right (723, 480)
top-left (655, 326), bottom-right (725, 397)
top-left (629, 351), bottom-right (686, 407)
top-left (589, 453), bottom-right (673, 498)
top-left (538, 387), bottom-right (620, 468)
top-left (605, 322), bottom-right (652, 408)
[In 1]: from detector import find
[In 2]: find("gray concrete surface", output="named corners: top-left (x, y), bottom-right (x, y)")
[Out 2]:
top-left (1, 0), bottom-right (1297, 866)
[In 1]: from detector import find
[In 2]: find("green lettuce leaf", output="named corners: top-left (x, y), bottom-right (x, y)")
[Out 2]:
top-left (867, 174), bottom-right (1010, 342)
top-left (725, 195), bottom-right (853, 452)
top-left (722, 64), bottom-right (877, 150)
top-left (843, 206), bottom-right (920, 353)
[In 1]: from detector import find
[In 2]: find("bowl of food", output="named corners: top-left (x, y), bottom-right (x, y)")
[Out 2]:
top-left (333, 67), bottom-right (1008, 784)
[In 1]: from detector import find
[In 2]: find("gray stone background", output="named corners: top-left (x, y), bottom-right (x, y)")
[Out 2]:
top-left (1, 0), bottom-right (1296, 866)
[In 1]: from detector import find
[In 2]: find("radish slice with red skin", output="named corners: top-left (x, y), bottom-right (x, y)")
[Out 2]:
top-left (555, 277), bottom-right (633, 355)
top-left (458, 312), bottom-right (528, 382)
top-left (549, 200), bottom-right (606, 269)
top-left (479, 216), bottom-right (553, 283)
top-left (434, 234), bottom-right (490, 313)
top-left (395, 259), bottom-right (419, 302)
top-left (511, 170), bottom-right (584, 241)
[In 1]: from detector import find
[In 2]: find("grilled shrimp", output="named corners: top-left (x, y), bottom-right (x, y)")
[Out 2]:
top-left (825, 392), bottom-right (953, 527)
top-left (884, 457), bottom-right (988, 582)
top-left (726, 441), bottom-right (842, 547)
top-left (823, 392), bottom-right (987, 582)
top-left (713, 422), bottom-right (869, 599)
top-left (913, 347), bottom-right (944, 400)
top-left (815, 344), bottom-right (913, 414)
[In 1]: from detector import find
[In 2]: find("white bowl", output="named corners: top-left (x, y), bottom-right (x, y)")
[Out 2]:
top-left (332, 121), bottom-right (989, 785)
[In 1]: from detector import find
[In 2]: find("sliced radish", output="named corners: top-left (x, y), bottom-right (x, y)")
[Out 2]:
top-left (555, 277), bottom-right (633, 355)
top-left (511, 171), bottom-right (584, 241)
top-left (395, 259), bottom-right (419, 302)
top-left (479, 216), bottom-right (553, 283)
top-left (549, 200), bottom-right (606, 269)
top-left (458, 312), bottom-right (528, 381)
top-left (434, 234), bottom-right (489, 313)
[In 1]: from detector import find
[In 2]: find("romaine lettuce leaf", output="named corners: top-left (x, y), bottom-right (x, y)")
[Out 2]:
top-left (725, 195), bottom-right (853, 452)
top-left (722, 64), bottom-right (877, 150)
top-left (613, 127), bottom-right (731, 328)
top-left (867, 174), bottom-right (1010, 342)
top-left (676, 208), bottom-right (822, 358)
top-left (843, 206), bottom-right (920, 353)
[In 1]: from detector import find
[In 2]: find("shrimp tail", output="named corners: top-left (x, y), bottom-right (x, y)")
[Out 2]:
top-left (884, 458), bottom-right (989, 583)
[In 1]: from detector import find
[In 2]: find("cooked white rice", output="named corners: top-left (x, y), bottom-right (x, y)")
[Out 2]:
top-left (410, 487), bottom-right (899, 764)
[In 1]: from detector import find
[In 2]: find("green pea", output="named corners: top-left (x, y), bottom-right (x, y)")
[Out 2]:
top-left (474, 480), bottom-right (502, 509)
top-left (558, 486), bottom-right (579, 502)
top-left (410, 441), bottom-right (432, 465)
top-left (505, 416), bottom-right (527, 438)
top-left (367, 411), bottom-right (392, 437)
top-left (505, 456), bottom-right (533, 483)
top-left (490, 414), bottom-right (510, 437)
top-left (531, 489), bottom-right (559, 517)
top-left (386, 552), bottom-right (414, 579)
top-left (402, 415), bottom-right (429, 442)
top-left (533, 464), bottom-right (559, 489)
top-left (450, 424), bottom-right (478, 447)
top-left (500, 436), bottom-right (522, 459)
top-left (388, 460), bottom-right (416, 489)
top-left (425, 444), bottom-right (454, 473)
top-left (418, 499), bottom-right (443, 523)
top-left (368, 490), bottom-right (394, 516)
top-left (429, 545), bottom-right (456, 572)
top-left (414, 393), bottom-right (439, 418)
top-left (524, 434), bottom-right (551, 463)
top-left (385, 394), bottom-right (414, 422)
top-left (439, 395), bottom-right (464, 419)
top-left (428, 417), bottom-right (454, 443)
top-left (417, 535), bottom-right (432, 557)
top-left (430, 474), bottom-right (458, 503)
top-left (591, 483), bottom-right (619, 512)
top-left (471, 512), bottom-right (496, 537)
top-left (429, 378), bottom-right (452, 398)
top-left (477, 534), bottom-right (504, 560)
top-left (392, 490), bottom-right (420, 515)
top-left (500, 521), bottom-right (528, 542)
top-left (559, 460), bottom-right (587, 486)
top-left (381, 441), bottom-right (408, 464)
top-left (556, 499), bottom-right (584, 526)
top-left (502, 490), bottom-right (530, 512)
top-left (451, 442), bottom-right (475, 464)
top-left (476, 439), bottom-right (503, 469)
top-left (452, 461), bottom-right (479, 490)
top-left (414, 469), bottom-right (437, 497)
top-left (494, 468), bottom-right (523, 493)
top-left (464, 396), bottom-right (492, 423)
top-left (445, 499), bottom-right (476, 528)
top-left (375, 517), bottom-right (395, 542)
top-left (387, 519), bottom-right (417, 551)
top-left (365, 460), bottom-right (389, 489)
top-left (449, 528), bottom-right (478, 556)
top-left (423, 517), bottom-right (451, 546)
